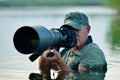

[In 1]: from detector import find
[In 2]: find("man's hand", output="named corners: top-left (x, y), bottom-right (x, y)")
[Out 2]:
top-left (47, 49), bottom-right (71, 72)
top-left (39, 49), bottom-right (70, 72)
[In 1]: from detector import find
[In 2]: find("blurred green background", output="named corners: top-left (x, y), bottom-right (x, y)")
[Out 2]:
top-left (106, 0), bottom-right (120, 50)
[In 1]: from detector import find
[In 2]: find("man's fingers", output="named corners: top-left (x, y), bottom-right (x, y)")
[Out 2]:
top-left (42, 50), bottom-right (51, 58)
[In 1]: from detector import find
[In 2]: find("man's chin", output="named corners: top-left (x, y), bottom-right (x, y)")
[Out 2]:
top-left (75, 44), bottom-right (83, 50)
top-left (75, 45), bottom-right (79, 50)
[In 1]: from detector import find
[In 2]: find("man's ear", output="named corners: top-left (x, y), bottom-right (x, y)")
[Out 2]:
top-left (87, 25), bottom-right (91, 34)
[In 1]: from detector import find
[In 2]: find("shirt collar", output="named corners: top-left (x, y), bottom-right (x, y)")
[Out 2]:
top-left (85, 35), bottom-right (93, 45)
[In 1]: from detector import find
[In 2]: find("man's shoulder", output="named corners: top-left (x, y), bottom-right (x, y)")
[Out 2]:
top-left (89, 43), bottom-right (101, 49)
top-left (78, 43), bottom-right (103, 55)
top-left (80, 43), bottom-right (98, 51)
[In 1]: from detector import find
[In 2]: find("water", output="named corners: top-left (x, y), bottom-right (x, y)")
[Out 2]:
top-left (0, 6), bottom-right (120, 80)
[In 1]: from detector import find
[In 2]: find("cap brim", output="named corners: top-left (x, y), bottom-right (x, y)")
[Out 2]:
top-left (62, 20), bottom-right (82, 29)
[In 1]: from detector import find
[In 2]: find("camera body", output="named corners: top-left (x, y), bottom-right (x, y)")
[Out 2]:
top-left (13, 25), bottom-right (76, 61)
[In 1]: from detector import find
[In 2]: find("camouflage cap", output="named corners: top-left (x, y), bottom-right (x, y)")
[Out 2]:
top-left (62, 12), bottom-right (89, 29)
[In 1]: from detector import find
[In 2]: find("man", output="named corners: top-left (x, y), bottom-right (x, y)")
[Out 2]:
top-left (39, 12), bottom-right (107, 72)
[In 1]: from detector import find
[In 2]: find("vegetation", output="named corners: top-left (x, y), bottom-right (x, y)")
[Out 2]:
top-left (108, 16), bottom-right (120, 48)
top-left (106, 0), bottom-right (120, 50)
top-left (106, 0), bottom-right (120, 9)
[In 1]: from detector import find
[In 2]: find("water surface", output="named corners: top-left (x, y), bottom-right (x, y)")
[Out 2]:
top-left (0, 6), bottom-right (120, 80)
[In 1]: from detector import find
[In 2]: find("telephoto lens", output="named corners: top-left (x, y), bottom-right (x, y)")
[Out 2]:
top-left (13, 25), bottom-right (76, 61)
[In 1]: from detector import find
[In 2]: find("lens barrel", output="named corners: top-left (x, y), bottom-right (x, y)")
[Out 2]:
top-left (13, 25), bottom-right (76, 61)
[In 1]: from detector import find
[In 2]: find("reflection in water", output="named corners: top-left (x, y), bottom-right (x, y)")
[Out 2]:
top-left (107, 12), bottom-right (120, 51)
top-left (65, 71), bottom-right (105, 80)
top-left (29, 70), bottom-right (106, 80)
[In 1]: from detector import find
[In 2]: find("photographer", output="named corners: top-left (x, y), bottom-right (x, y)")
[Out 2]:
top-left (39, 12), bottom-right (107, 73)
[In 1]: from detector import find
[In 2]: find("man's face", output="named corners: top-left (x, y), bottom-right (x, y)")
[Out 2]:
top-left (75, 25), bottom-right (90, 49)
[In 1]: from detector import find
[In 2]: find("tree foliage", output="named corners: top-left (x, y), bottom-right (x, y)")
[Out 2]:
top-left (106, 0), bottom-right (120, 8)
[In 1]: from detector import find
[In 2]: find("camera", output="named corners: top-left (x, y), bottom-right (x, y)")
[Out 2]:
top-left (13, 25), bottom-right (76, 61)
